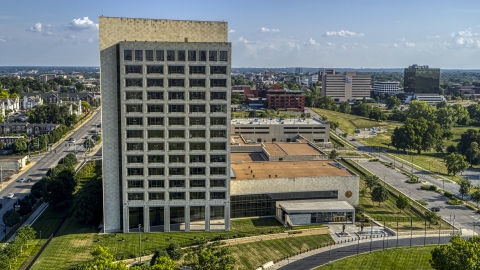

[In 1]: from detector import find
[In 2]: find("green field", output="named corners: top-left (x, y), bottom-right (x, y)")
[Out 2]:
top-left (316, 246), bottom-right (435, 270)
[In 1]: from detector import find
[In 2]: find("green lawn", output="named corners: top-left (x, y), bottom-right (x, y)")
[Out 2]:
top-left (230, 234), bottom-right (333, 270)
top-left (316, 246), bottom-right (435, 270)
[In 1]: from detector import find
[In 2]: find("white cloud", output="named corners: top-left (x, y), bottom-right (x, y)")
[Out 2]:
top-left (326, 42), bottom-right (335, 46)
top-left (405, 42), bottom-right (415, 47)
top-left (64, 34), bottom-right (76, 39)
top-left (323, 30), bottom-right (364, 37)
top-left (238, 37), bottom-right (259, 44)
top-left (88, 38), bottom-right (93, 43)
top-left (451, 28), bottom-right (479, 37)
top-left (26, 22), bottom-right (42, 32)
top-left (393, 43), bottom-right (398, 48)
top-left (341, 45), bottom-right (346, 49)
top-left (229, 30), bottom-right (235, 33)
top-left (309, 38), bottom-right (317, 45)
top-left (260, 27), bottom-right (280, 33)
top-left (0, 36), bottom-right (11, 42)
top-left (427, 35), bottom-right (440, 38)
top-left (67, 17), bottom-right (98, 31)
top-left (43, 31), bottom-right (56, 36)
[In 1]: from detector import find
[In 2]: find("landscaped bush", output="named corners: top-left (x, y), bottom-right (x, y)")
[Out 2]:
top-left (416, 200), bottom-right (429, 206)
top-left (406, 178), bottom-right (418, 184)
top-left (446, 199), bottom-right (462, 205)
top-left (444, 191), bottom-right (453, 198)
top-left (421, 185), bottom-right (438, 191)
top-left (466, 204), bottom-right (476, 210)
top-left (429, 185), bottom-right (438, 191)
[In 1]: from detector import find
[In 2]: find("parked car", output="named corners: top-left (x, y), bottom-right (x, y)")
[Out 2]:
top-left (430, 206), bottom-right (440, 212)
top-left (6, 193), bottom-right (14, 199)
top-left (17, 178), bottom-right (25, 183)
top-left (351, 138), bottom-right (357, 141)
top-left (27, 178), bottom-right (33, 183)
top-left (69, 138), bottom-right (76, 143)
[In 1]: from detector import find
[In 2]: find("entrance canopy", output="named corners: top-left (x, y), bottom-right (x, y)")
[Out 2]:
top-left (278, 200), bottom-right (354, 213)
top-left (275, 200), bottom-right (355, 225)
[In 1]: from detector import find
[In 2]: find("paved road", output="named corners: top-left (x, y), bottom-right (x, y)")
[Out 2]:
top-left (0, 108), bottom-right (102, 239)
top-left (277, 236), bottom-right (452, 270)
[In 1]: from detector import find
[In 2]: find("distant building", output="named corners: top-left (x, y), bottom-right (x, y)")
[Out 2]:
top-left (294, 67), bottom-right (303, 74)
top-left (445, 83), bottom-right (480, 97)
top-left (39, 74), bottom-right (56, 83)
top-left (0, 136), bottom-right (24, 148)
top-left (403, 94), bottom-right (446, 105)
top-left (321, 70), bottom-right (371, 102)
top-left (22, 95), bottom-right (43, 110)
top-left (0, 123), bottom-right (59, 136)
top-left (403, 64), bottom-right (440, 94)
top-left (266, 86), bottom-right (305, 111)
top-left (0, 97), bottom-right (20, 113)
top-left (308, 75), bottom-right (318, 86)
top-left (373, 81), bottom-right (401, 95)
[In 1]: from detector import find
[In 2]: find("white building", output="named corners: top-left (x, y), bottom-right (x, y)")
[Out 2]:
top-left (22, 95), bottom-right (44, 110)
top-left (373, 81), bottom-right (401, 95)
top-left (0, 97), bottom-right (20, 113)
top-left (308, 75), bottom-right (318, 86)
top-left (404, 94), bottom-right (446, 105)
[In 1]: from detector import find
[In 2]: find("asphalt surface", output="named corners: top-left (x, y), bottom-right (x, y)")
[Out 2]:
top-left (278, 236), bottom-right (452, 270)
top-left (0, 108), bottom-right (102, 239)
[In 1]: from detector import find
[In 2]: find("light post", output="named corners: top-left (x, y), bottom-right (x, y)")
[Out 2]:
top-left (138, 224), bottom-right (142, 263)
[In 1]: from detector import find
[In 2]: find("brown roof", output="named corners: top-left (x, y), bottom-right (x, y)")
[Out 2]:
top-left (231, 160), bottom-right (354, 180)
top-left (231, 153), bottom-right (266, 163)
top-left (263, 143), bottom-right (287, 155)
top-left (277, 143), bottom-right (323, 155)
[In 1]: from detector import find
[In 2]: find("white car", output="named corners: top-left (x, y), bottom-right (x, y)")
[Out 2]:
top-left (6, 193), bottom-right (14, 199)
top-left (70, 138), bottom-right (76, 143)
top-left (17, 178), bottom-right (25, 183)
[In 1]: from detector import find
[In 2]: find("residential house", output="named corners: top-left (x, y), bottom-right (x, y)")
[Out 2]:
top-left (0, 97), bottom-right (20, 113)
top-left (0, 123), bottom-right (59, 136)
top-left (21, 95), bottom-right (44, 110)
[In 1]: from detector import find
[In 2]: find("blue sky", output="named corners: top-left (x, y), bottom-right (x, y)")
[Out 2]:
top-left (1, 0), bottom-right (479, 68)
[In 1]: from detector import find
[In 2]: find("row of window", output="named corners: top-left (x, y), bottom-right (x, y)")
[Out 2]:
top-left (126, 167), bottom-right (227, 176)
top-left (127, 155), bottom-right (225, 164)
top-left (125, 117), bottom-right (227, 127)
top-left (126, 129), bottom-right (226, 139)
top-left (125, 78), bottom-right (227, 88)
top-left (127, 191), bottom-right (226, 201)
top-left (126, 104), bottom-right (227, 113)
top-left (126, 91), bottom-right (227, 101)
top-left (127, 179), bottom-right (226, 188)
top-left (125, 65), bottom-right (227, 75)
top-left (127, 142), bottom-right (226, 151)
top-left (124, 50), bottom-right (228, 62)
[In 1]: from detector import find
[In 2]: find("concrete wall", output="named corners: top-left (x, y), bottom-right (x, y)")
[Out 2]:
top-left (230, 175), bottom-right (359, 206)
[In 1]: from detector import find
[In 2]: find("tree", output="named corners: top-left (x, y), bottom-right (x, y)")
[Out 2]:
top-left (74, 176), bottom-right (103, 224)
top-left (365, 175), bottom-right (380, 191)
top-left (396, 195), bottom-right (409, 213)
top-left (436, 107), bottom-right (457, 129)
top-left (16, 225), bottom-right (36, 251)
top-left (329, 149), bottom-right (338, 159)
top-left (81, 100), bottom-right (91, 113)
top-left (369, 107), bottom-right (387, 121)
top-left (3, 209), bottom-right (20, 227)
top-left (471, 186), bottom-right (480, 207)
top-left (84, 139), bottom-right (95, 149)
top-left (430, 235), bottom-right (480, 270)
top-left (78, 246), bottom-right (128, 270)
top-left (465, 141), bottom-right (480, 165)
top-left (13, 138), bottom-right (27, 153)
top-left (184, 240), bottom-right (236, 270)
top-left (18, 197), bottom-right (33, 216)
top-left (444, 153), bottom-right (469, 176)
top-left (166, 241), bottom-right (184, 261)
top-left (459, 178), bottom-right (472, 200)
top-left (391, 118), bottom-right (443, 154)
top-left (371, 185), bottom-right (389, 206)
top-left (407, 100), bottom-right (436, 121)
top-left (338, 101), bottom-right (351, 114)
top-left (351, 103), bottom-right (371, 117)
top-left (43, 167), bottom-right (78, 210)
top-left (151, 249), bottom-right (170, 266)
top-left (150, 256), bottom-right (177, 270)
top-left (386, 96), bottom-right (401, 110)
top-left (75, 82), bottom-right (85, 92)
top-left (425, 210), bottom-right (440, 228)
top-left (31, 178), bottom-right (46, 199)
top-left (451, 104), bottom-right (470, 126)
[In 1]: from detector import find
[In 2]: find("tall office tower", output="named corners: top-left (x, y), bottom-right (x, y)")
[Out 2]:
top-left (320, 70), bottom-right (371, 102)
top-left (99, 17), bottom-right (231, 233)
top-left (403, 64), bottom-right (440, 94)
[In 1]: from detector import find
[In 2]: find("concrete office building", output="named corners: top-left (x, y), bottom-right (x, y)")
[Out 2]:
top-left (403, 64), bottom-right (440, 94)
top-left (100, 17), bottom-right (231, 233)
top-left (321, 70), bottom-right (371, 102)
top-left (373, 81), bottom-right (401, 95)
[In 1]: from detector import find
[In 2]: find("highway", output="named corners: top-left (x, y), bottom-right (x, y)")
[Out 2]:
top-left (0, 108), bottom-right (102, 239)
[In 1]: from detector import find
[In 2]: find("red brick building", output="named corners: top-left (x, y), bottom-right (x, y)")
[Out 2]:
top-left (267, 85), bottom-right (305, 111)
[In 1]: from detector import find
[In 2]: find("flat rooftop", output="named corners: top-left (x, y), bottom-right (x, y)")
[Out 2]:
top-left (0, 155), bottom-right (26, 162)
top-left (231, 118), bottom-right (325, 125)
top-left (263, 143), bottom-right (287, 155)
top-left (276, 142), bottom-right (323, 155)
top-left (231, 153), bottom-right (266, 163)
top-left (231, 160), bottom-right (354, 180)
top-left (279, 200), bottom-right (354, 213)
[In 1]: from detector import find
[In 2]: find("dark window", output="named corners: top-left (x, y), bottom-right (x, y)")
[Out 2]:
top-left (125, 65), bottom-right (142, 74)
top-left (149, 180), bottom-right (165, 188)
top-left (189, 66), bottom-right (206, 74)
top-left (156, 50), bottom-right (164, 61)
top-left (189, 105), bottom-right (205, 113)
top-left (124, 50), bottom-right (132, 61)
top-left (148, 155), bottom-right (164, 163)
top-left (210, 92), bottom-right (227, 100)
top-left (169, 130), bottom-right (184, 138)
top-left (169, 142), bottom-right (185, 151)
top-left (147, 79), bottom-right (164, 87)
top-left (199, 50), bottom-right (207, 61)
top-left (189, 92), bottom-right (205, 100)
top-left (168, 66), bottom-right (185, 74)
top-left (147, 92), bottom-right (163, 100)
top-left (209, 51), bottom-right (217, 61)
top-left (210, 79), bottom-right (226, 87)
top-left (148, 143), bottom-right (164, 151)
top-left (167, 50), bottom-right (175, 61)
top-left (189, 130), bottom-right (205, 138)
top-left (127, 143), bottom-right (143, 151)
top-left (210, 192), bottom-right (226, 199)
top-left (210, 105), bottom-right (226, 113)
top-left (147, 117), bottom-right (164, 125)
top-left (168, 91), bottom-right (185, 100)
top-left (128, 180), bottom-right (143, 188)
top-left (210, 142), bottom-right (226, 151)
top-left (170, 192), bottom-right (185, 200)
top-left (190, 167), bottom-right (205, 175)
top-left (211, 118), bottom-right (227, 126)
top-left (210, 155), bottom-right (226, 163)
top-left (211, 130), bottom-right (226, 138)
top-left (147, 66), bottom-right (163, 74)
top-left (126, 130), bottom-right (143, 138)
top-left (189, 117), bottom-right (205, 125)
top-left (126, 117), bottom-right (143, 126)
top-left (168, 104), bottom-right (184, 113)
top-left (126, 79), bottom-right (143, 87)
top-left (220, 51), bottom-right (228, 61)
top-left (128, 193), bottom-right (144, 200)
top-left (127, 155), bottom-right (143, 163)
top-left (149, 192), bottom-right (164, 200)
top-left (190, 79), bottom-right (206, 87)
top-left (147, 104), bottom-right (164, 113)
top-left (210, 66), bottom-right (227, 75)
top-left (147, 130), bottom-right (164, 138)
top-left (177, 50), bottom-right (185, 61)
top-left (190, 192), bottom-right (205, 200)
top-left (126, 92), bottom-right (143, 100)
top-left (126, 104), bottom-right (142, 113)
top-left (189, 155), bottom-right (205, 162)
top-left (168, 79), bottom-right (184, 87)
top-left (146, 50), bottom-right (154, 61)
top-left (169, 155), bottom-right (185, 163)
top-left (190, 179), bottom-right (205, 187)
top-left (211, 167), bottom-right (226, 175)
top-left (127, 168), bottom-right (143, 176)
top-left (210, 179), bottom-right (226, 187)
top-left (149, 168), bottom-right (165, 176)
top-left (188, 50), bottom-right (196, 61)
top-left (169, 117), bottom-right (184, 126)
top-left (169, 168), bottom-right (185, 176)
top-left (135, 50), bottom-right (143, 61)
top-left (190, 142), bottom-right (205, 151)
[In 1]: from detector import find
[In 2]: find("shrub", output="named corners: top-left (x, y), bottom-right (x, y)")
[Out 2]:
top-left (466, 204), bottom-right (476, 210)
top-left (446, 199), bottom-right (462, 205)
top-left (421, 185), bottom-right (430, 190)
top-left (430, 185), bottom-right (438, 191)
top-left (416, 200), bottom-right (429, 206)
top-left (406, 178), bottom-right (418, 184)
top-left (444, 191), bottom-right (453, 198)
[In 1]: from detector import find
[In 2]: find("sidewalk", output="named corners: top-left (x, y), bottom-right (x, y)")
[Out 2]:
top-left (3, 202), bottom-right (48, 242)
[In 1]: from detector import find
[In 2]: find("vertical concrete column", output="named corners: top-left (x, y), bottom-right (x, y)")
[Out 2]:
top-left (123, 206), bottom-right (129, 233)
top-left (205, 205), bottom-right (211, 231)
top-left (164, 206), bottom-right (170, 232)
top-left (185, 205), bottom-right (190, 232)
top-left (144, 205), bottom-right (150, 232)
top-left (352, 210), bottom-right (355, 224)
top-left (225, 204), bottom-right (230, 231)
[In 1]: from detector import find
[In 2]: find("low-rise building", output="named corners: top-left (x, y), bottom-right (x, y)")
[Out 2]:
top-left (373, 81), bottom-right (401, 95)
top-left (0, 123), bottom-right (59, 136)
top-left (266, 86), bottom-right (305, 111)
top-left (0, 97), bottom-right (20, 113)
top-left (39, 74), bottom-right (56, 82)
top-left (21, 95), bottom-right (44, 110)
top-left (0, 136), bottom-right (24, 148)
